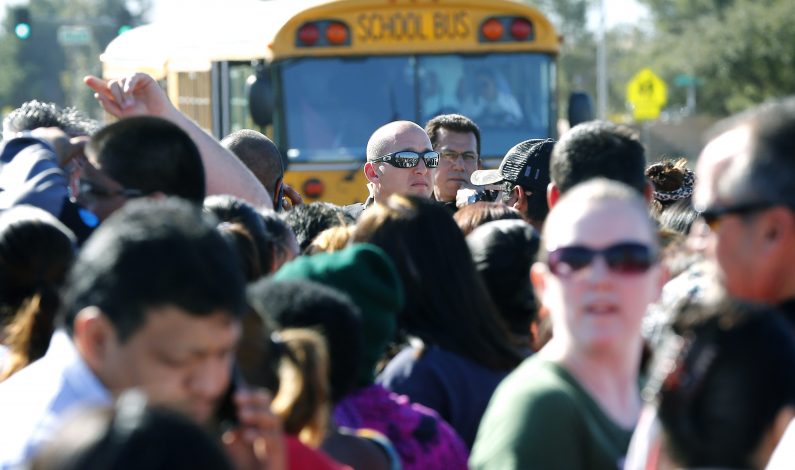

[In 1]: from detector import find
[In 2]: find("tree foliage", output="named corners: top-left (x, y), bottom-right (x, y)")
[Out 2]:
top-left (625, 0), bottom-right (795, 115)
top-left (521, 0), bottom-right (596, 118)
top-left (523, 0), bottom-right (795, 119)
top-left (0, 0), bottom-right (150, 116)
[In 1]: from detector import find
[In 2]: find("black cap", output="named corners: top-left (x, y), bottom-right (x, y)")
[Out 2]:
top-left (470, 139), bottom-right (554, 192)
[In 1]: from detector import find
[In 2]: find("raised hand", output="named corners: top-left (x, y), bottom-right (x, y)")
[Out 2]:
top-left (84, 73), bottom-right (174, 119)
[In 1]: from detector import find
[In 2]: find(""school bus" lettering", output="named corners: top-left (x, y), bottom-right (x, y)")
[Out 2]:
top-left (356, 10), bottom-right (470, 44)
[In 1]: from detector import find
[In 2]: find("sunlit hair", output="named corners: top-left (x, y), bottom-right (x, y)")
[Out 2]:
top-left (271, 328), bottom-right (330, 448)
top-left (215, 222), bottom-right (262, 282)
top-left (4, 100), bottom-right (99, 137)
top-left (306, 225), bottom-right (355, 255)
top-left (0, 206), bottom-right (76, 381)
top-left (453, 201), bottom-right (523, 236)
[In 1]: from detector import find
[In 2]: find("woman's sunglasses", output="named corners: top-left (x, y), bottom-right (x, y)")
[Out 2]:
top-left (546, 242), bottom-right (658, 278)
top-left (371, 150), bottom-right (440, 169)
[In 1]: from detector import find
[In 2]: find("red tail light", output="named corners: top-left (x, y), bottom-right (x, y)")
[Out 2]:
top-left (510, 18), bottom-right (532, 40)
top-left (481, 18), bottom-right (504, 41)
top-left (297, 23), bottom-right (320, 46)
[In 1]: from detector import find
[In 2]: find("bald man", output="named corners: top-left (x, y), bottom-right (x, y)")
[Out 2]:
top-left (221, 130), bottom-right (285, 210)
top-left (345, 121), bottom-right (438, 219)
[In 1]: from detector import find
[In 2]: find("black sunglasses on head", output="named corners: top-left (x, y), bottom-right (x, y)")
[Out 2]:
top-left (78, 180), bottom-right (144, 199)
top-left (371, 150), bottom-right (440, 169)
top-left (546, 242), bottom-right (658, 278)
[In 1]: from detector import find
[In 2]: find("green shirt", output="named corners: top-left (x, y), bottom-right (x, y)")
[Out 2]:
top-left (470, 356), bottom-right (633, 470)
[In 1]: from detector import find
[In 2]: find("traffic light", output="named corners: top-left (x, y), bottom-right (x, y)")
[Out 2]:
top-left (117, 8), bottom-right (133, 36)
top-left (11, 7), bottom-right (31, 40)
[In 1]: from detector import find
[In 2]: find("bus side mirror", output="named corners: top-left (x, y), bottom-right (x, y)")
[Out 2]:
top-left (247, 65), bottom-right (274, 127)
top-left (568, 91), bottom-right (594, 128)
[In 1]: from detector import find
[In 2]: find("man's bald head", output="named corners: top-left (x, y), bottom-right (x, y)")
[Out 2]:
top-left (366, 121), bottom-right (431, 161)
top-left (363, 121), bottom-right (435, 202)
top-left (221, 130), bottom-right (283, 195)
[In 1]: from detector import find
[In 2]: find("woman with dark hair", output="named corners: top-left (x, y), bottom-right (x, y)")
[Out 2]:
top-left (0, 206), bottom-right (76, 381)
top-left (354, 194), bottom-right (523, 448)
top-left (272, 245), bottom-right (469, 469)
top-left (204, 194), bottom-right (273, 278)
top-left (466, 219), bottom-right (541, 356)
top-left (260, 212), bottom-right (300, 272)
top-left (629, 298), bottom-right (795, 470)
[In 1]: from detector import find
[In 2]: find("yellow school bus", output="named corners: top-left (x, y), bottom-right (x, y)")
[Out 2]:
top-left (101, 0), bottom-right (560, 204)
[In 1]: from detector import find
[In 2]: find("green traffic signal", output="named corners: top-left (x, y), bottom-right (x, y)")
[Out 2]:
top-left (14, 23), bottom-right (31, 39)
top-left (11, 7), bottom-right (31, 40)
top-left (117, 25), bottom-right (132, 35)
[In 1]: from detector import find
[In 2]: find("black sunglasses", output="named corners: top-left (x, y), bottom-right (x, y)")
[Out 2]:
top-left (547, 242), bottom-right (658, 277)
top-left (699, 201), bottom-right (778, 231)
top-left (78, 180), bottom-right (144, 199)
top-left (371, 150), bottom-right (440, 169)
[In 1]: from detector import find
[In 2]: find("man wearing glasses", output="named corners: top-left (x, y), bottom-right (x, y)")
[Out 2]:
top-left (425, 114), bottom-right (481, 212)
top-left (470, 138), bottom-right (555, 230)
top-left (345, 120), bottom-right (438, 220)
top-left (693, 97), bottom-right (795, 315)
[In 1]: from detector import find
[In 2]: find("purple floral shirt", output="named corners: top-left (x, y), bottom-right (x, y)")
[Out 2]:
top-left (334, 384), bottom-right (469, 470)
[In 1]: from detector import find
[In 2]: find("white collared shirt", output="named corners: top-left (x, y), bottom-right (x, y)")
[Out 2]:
top-left (0, 330), bottom-right (111, 469)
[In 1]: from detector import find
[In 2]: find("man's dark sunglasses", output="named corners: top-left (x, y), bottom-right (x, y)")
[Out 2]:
top-left (547, 242), bottom-right (658, 277)
top-left (699, 201), bottom-right (779, 230)
top-left (371, 151), bottom-right (440, 169)
top-left (78, 180), bottom-right (144, 199)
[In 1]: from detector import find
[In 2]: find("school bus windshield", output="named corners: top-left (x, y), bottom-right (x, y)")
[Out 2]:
top-left (279, 52), bottom-right (554, 163)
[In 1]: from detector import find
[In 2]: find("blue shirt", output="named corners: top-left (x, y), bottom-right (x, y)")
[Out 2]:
top-left (0, 330), bottom-right (112, 469)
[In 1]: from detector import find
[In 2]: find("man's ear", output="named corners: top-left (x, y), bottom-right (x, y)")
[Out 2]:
top-left (72, 307), bottom-right (116, 372)
top-left (513, 186), bottom-right (528, 214)
top-left (273, 177), bottom-right (284, 208)
top-left (364, 161), bottom-right (379, 184)
top-left (547, 182), bottom-right (560, 209)
top-left (530, 262), bottom-right (548, 299)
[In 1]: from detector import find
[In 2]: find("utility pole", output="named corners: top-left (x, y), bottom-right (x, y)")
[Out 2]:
top-left (596, 0), bottom-right (608, 119)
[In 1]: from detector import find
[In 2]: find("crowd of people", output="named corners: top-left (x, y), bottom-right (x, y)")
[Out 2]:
top-left (2, 70), bottom-right (795, 470)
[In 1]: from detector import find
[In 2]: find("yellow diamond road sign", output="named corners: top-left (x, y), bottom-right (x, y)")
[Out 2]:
top-left (627, 68), bottom-right (667, 121)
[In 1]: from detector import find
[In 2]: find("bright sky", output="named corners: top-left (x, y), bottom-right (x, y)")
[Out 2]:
top-left (597, 0), bottom-right (650, 29)
top-left (0, 0), bottom-right (649, 31)
top-left (150, 0), bottom-right (649, 28)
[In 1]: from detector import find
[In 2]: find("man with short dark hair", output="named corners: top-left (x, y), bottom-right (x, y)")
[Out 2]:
top-left (547, 120), bottom-right (650, 208)
top-left (2, 100), bottom-right (99, 139)
top-left (0, 198), bottom-right (264, 467)
top-left (84, 73), bottom-right (272, 209)
top-left (79, 116), bottom-right (206, 221)
top-left (470, 139), bottom-right (554, 230)
top-left (0, 102), bottom-right (100, 243)
top-left (425, 114), bottom-right (481, 210)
